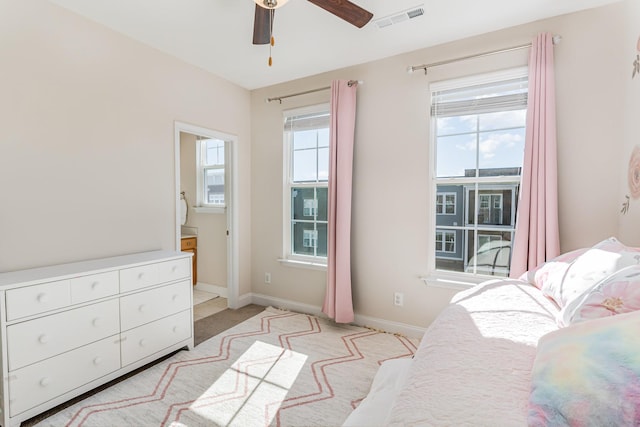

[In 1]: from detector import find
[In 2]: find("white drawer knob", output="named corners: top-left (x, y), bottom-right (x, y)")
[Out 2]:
top-left (36, 293), bottom-right (48, 303)
top-left (40, 377), bottom-right (51, 387)
top-left (172, 294), bottom-right (179, 302)
top-left (137, 272), bottom-right (145, 280)
top-left (93, 357), bottom-right (102, 365)
top-left (92, 317), bottom-right (102, 327)
top-left (139, 339), bottom-right (146, 347)
top-left (38, 334), bottom-right (49, 344)
top-left (171, 265), bottom-right (178, 272)
top-left (172, 326), bottom-right (179, 333)
top-left (91, 281), bottom-right (100, 290)
top-left (138, 304), bottom-right (146, 313)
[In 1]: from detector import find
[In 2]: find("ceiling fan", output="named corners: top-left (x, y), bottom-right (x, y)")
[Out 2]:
top-left (252, 0), bottom-right (374, 46)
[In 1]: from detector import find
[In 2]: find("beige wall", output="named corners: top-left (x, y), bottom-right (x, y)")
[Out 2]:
top-left (250, 3), bottom-right (628, 328)
top-left (618, 0), bottom-right (640, 243)
top-left (179, 132), bottom-right (228, 288)
top-left (0, 0), bottom-right (252, 297)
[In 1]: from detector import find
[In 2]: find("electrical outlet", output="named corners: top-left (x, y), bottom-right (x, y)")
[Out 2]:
top-left (394, 292), bottom-right (404, 307)
top-left (265, 273), bottom-right (271, 284)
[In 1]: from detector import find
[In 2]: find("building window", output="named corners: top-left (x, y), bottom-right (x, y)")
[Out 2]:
top-left (431, 68), bottom-right (527, 278)
top-left (284, 104), bottom-right (329, 262)
top-left (436, 192), bottom-right (456, 215)
top-left (196, 137), bottom-right (225, 208)
top-left (435, 230), bottom-right (456, 253)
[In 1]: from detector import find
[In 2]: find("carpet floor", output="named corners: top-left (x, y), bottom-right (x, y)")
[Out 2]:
top-left (22, 304), bottom-right (266, 427)
top-left (32, 307), bottom-right (419, 427)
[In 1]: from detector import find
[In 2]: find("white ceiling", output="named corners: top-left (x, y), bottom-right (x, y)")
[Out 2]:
top-left (49, 0), bottom-right (621, 90)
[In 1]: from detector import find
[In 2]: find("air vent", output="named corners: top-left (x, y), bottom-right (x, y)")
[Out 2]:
top-left (374, 5), bottom-right (424, 29)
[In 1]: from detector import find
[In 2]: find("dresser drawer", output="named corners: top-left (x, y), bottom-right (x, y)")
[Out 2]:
top-left (9, 336), bottom-right (120, 417)
top-left (121, 310), bottom-right (191, 367)
top-left (7, 299), bottom-right (120, 371)
top-left (119, 264), bottom-right (159, 293)
top-left (157, 258), bottom-right (190, 284)
top-left (181, 237), bottom-right (196, 250)
top-left (120, 281), bottom-right (191, 331)
top-left (70, 271), bottom-right (119, 304)
top-left (5, 280), bottom-right (71, 321)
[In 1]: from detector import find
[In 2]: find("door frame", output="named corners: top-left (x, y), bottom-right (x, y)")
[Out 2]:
top-left (174, 121), bottom-right (239, 309)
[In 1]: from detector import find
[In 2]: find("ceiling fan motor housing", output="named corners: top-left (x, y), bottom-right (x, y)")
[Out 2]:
top-left (259, 0), bottom-right (283, 9)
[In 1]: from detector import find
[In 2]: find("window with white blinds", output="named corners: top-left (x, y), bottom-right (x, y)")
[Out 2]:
top-left (283, 104), bottom-right (330, 263)
top-left (431, 68), bottom-right (527, 278)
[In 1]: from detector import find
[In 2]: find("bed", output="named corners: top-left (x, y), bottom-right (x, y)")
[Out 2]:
top-left (344, 237), bottom-right (640, 426)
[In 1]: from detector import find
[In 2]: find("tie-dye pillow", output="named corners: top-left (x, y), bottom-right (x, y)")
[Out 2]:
top-left (559, 264), bottom-right (640, 326)
top-left (529, 310), bottom-right (640, 426)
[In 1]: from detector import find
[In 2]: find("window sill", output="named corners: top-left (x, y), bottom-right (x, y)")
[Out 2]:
top-left (193, 206), bottom-right (226, 215)
top-left (420, 272), bottom-right (488, 291)
top-left (278, 258), bottom-right (327, 271)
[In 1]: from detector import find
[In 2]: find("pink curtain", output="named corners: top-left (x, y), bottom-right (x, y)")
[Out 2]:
top-left (510, 33), bottom-right (560, 278)
top-left (322, 80), bottom-right (357, 323)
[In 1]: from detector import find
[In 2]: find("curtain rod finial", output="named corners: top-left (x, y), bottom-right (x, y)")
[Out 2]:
top-left (406, 66), bottom-right (414, 74)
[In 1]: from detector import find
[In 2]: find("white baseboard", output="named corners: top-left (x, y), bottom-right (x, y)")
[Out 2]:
top-left (194, 283), bottom-right (228, 298)
top-left (248, 293), bottom-right (426, 339)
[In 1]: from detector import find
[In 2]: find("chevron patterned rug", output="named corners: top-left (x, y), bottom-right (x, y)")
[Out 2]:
top-left (35, 307), bottom-right (419, 427)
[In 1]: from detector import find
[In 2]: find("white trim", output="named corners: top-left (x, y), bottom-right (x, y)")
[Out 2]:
top-left (193, 206), bottom-right (226, 214)
top-left (429, 66), bottom-right (528, 92)
top-left (277, 258), bottom-right (327, 271)
top-left (420, 274), bottom-right (481, 290)
top-left (249, 293), bottom-right (426, 339)
top-left (174, 121), bottom-right (239, 310)
top-left (194, 282), bottom-right (228, 298)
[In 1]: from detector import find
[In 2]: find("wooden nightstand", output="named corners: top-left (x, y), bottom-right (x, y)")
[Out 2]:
top-left (181, 236), bottom-right (197, 285)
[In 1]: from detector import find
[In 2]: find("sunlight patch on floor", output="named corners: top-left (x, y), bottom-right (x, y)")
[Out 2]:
top-left (189, 341), bottom-right (307, 426)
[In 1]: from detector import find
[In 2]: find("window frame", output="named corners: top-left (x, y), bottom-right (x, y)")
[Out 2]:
top-left (195, 137), bottom-right (227, 214)
top-left (436, 192), bottom-right (457, 215)
top-left (427, 67), bottom-right (528, 287)
top-left (435, 230), bottom-right (456, 253)
top-left (281, 103), bottom-right (330, 268)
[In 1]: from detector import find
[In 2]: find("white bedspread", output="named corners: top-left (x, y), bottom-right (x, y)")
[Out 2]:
top-left (384, 279), bottom-right (560, 426)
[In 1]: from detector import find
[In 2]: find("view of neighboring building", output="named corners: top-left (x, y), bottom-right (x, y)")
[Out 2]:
top-left (435, 167), bottom-right (520, 276)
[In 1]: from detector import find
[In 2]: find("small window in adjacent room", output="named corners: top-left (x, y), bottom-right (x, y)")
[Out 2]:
top-left (430, 68), bottom-right (528, 279)
top-left (196, 137), bottom-right (226, 210)
top-left (283, 104), bottom-right (330, 265)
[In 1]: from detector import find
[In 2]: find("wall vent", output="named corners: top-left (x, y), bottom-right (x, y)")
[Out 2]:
top-left (374, 5), bottom-right (424, 29)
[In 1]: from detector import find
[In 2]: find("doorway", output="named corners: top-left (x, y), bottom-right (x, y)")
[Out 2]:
top-left (174, 122), bottom-right (239, 316)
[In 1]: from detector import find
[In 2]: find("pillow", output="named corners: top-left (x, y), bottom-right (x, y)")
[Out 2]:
top-left (559, 264), bottom-right (640, 326)
top-left (542, 237), bottom-right (640, 309)
top-left (529, 310), bottom-right (640, 426)
top-left (520, 247), bottom-right (587, 292)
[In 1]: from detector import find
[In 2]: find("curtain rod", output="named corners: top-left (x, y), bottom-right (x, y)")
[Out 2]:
top-left (407, 35), bottom-right (562, 75)
top-left (265, 79), bottom-right (363, 104)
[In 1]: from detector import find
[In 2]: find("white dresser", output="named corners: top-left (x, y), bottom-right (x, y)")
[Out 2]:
top-left (0, 251), bottom-right (194, 427)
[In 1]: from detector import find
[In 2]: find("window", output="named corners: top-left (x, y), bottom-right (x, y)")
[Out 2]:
top-left (431, 68), bottom-right (527, 278)
top-left (196, 137), bottom-right (225, 208)
top-left (436, 192), bottom-right (456, 215)
top-left (435, 231), bottom-right (456, 253)
top-left (284, 105), bottom-right (330, 263)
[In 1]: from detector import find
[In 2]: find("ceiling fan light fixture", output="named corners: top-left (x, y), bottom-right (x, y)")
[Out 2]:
top-left (254, 0), bottom-right (289, 9)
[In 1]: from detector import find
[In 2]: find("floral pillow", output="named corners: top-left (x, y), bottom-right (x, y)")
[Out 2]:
top-left (559, 265), bottom-right (640, 326)
top-left (542, 237), bottom-right (640, 309)
top-left (520, 248), bottom-right (587, 295)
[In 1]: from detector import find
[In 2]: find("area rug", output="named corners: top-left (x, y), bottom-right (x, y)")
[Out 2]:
top-left (35, 307), bottom-right (419, 427)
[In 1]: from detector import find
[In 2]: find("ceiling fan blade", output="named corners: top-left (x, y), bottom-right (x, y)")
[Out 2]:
top-left (307, 0), bottom-right (373, 28)
top-left (253, 5), bottom-right (274, 45)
